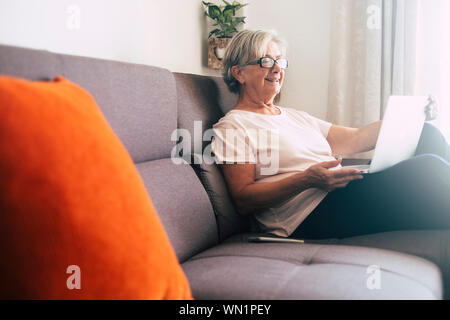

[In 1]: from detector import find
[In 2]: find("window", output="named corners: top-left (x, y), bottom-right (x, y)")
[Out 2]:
top-left (414, 0), bottom-right (450, 141)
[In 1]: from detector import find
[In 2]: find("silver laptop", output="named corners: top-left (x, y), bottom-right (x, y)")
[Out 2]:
top-left (333, 96), bottom-right (430, 174)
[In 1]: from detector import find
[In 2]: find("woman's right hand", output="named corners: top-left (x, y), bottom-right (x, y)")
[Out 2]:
top-left (305, 158), bottom-right (364, 192)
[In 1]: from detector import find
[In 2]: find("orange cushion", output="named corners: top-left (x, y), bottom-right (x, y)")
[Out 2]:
top-left (0, 75), bottom-right (192, 300)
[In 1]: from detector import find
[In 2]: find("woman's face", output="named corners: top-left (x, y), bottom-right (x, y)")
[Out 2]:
top-left (237, 41), bottom-right (285, 103)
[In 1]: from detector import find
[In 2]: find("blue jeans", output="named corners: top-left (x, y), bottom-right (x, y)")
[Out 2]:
top-left (291, 123), bottom-right (450, 240)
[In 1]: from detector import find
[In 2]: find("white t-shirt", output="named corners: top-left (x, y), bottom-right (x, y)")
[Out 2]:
top-left (211, 106), bottom-right (335, 237)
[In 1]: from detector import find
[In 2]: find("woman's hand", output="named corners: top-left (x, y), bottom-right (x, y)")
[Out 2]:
top-left (305, 158), bottom-right (364, 192)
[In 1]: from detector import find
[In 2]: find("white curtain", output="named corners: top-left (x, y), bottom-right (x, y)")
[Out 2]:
top-left (327, 0), bottom-right (384, 129)
top-left (381, 0), bottom-right (419, 117)
top-left (414, 0), bottom-right (450, 142)
top-left (327, 0), bottom-right (450, 143)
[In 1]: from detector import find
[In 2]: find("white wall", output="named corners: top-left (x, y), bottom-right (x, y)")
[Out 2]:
top-left (0, 0), bottom-right (332, 118)
top-left (0, 0), bottom-right (216, 74)
top-left (246, 0), bottom-right (332, 118)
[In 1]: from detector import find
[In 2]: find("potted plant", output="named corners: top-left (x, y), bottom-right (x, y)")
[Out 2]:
top-left (202, 0), bottom-right (248, 69)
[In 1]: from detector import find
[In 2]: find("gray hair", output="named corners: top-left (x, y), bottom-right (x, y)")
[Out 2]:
top-left (222, 29), bottom-right (287, 93)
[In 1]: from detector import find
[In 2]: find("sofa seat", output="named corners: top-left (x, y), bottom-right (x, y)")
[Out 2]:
top-left (334, 230), bottom-right (450, 299)
top-left (182, 233), bottom-right (442, 299)
top-left (1, 44), bottom-right (446, 300)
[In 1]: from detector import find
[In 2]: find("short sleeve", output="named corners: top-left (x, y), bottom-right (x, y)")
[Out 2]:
top-left (295, 110), bottom-right (332, 138)
top-left (211, 121), bottom-right (257, 164)
top-left (312, 116), bottom-right (333, 138)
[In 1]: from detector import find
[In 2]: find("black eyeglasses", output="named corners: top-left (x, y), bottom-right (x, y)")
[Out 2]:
top-left (246, 56), bottom-right (288, 69)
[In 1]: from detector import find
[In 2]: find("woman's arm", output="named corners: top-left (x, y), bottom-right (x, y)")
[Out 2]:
top-left (220, 163), bottom-right (310, 215)
top-left (326, 121), bottom-right (382, 156)
top-left (220, 159), bottom-right (363, 215)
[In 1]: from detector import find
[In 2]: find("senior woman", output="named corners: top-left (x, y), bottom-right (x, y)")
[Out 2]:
top-left (211, 29), bottom-right (450, 239)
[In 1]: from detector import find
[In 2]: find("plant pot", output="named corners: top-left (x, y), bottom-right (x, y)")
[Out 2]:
top-left (208, 37), bottom-right (232, 70)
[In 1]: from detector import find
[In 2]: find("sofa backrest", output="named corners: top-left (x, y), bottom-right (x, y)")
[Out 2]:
top-left (173, 73), bottom-right (251, 240)
top-left (0, 44), bottom-right (246, 262)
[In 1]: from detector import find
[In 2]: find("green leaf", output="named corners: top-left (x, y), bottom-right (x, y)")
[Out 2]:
top-left (218, 30), bottom-right (227, 38)
top-left (234, 3), bottom-right (248, 11)
top-left (217, 22), bottom-right (227, 32)
top-left (223, 6), bottom-right (236, 18)
top-left (208, 28), bottom-right (221, 38)
top-left (217, 14), bottom-right (225, 24)
top-left (233, 16), bottom-right (245, 24)
top-left (223, 5), bottom-right (234, 17)
top-left (208, 5), bottom-right (221, 20)
top-left (203, 0), bottom-right (248, 37)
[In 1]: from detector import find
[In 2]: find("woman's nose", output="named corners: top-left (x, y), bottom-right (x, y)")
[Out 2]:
top-left (271, 62), bottom-right (282, 73)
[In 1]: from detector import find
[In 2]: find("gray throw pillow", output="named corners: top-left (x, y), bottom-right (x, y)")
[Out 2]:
top-left (191, 153), bottom-right (250, 241)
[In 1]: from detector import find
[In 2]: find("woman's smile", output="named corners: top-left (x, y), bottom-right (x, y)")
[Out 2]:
top-left (264, 78), bottom-right (280, 83)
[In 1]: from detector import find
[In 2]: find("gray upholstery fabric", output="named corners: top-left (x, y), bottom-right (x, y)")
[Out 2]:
top-left (336, 230), bottom-right (450, 299)
top-left (175, 73), bottom-right (248, 241)
top-left (59, 55), bottom-right (177, 163)
top-left (0, 44), bottom-right (176, 163)
top-left (136, 158), bottom-right (218, 263)
top-left (191, 154), bottom-right (250, 241)
top-left (0, 44), bottom-right (60, 81)
top-left (174, 72), bottom-right (238, 154)
top-left (1, 44), bottom-right (447, 299)
top-left (0, 44), bottom-right (219, 264)
top-left (183, 239), bottom-right (442, 299)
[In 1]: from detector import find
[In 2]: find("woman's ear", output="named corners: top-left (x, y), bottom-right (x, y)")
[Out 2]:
top-left (231, 65), bottom-right (245, 84)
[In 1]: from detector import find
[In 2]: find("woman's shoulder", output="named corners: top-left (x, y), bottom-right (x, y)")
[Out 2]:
top-left (284, 107), bottom-right (329, 122)
top-left (213, 111), bottom-right (246, 130)
top-left (282, 107), bottom-right (309, 117)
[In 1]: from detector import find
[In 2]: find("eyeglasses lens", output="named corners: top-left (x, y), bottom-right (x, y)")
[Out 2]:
top-left (261, 57), bottom-right (288, 69)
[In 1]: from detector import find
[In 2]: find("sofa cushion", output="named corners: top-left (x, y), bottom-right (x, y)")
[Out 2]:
top-left (0, 75), bottom-right (192, 299)
top-left (0, 44), bottom-right (60, 81)
top-left (174, 73), bottom-right (249, 240)
top-left (0, 44), bottom-right (177, 163)
top-left (190, 153), bottom-right (250, 241)
top-left (336, 230), bottom-right (450, 299)
top-left (182, 235), bottom-right (442, 299)
top-left (174, 73), bottom-right (238, 154)
top-left (136, 158), bottom-right (219, 263)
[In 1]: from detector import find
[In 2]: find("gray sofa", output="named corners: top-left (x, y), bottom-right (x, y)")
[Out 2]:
top-left (1, 44), bottom-right (449, 300)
